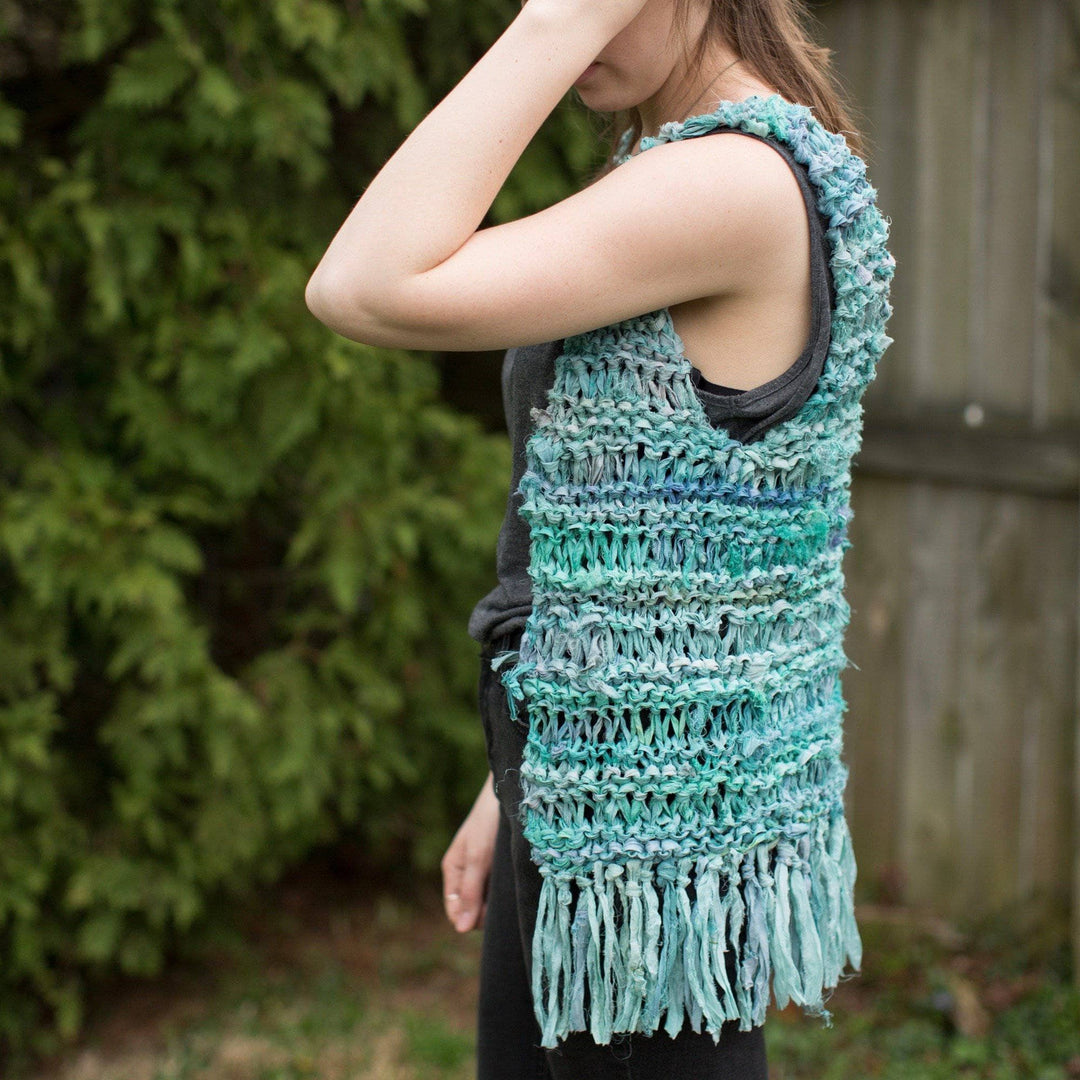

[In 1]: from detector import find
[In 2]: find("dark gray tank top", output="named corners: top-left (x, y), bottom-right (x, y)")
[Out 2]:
top-left (467, 130), bottom-right (835, 648)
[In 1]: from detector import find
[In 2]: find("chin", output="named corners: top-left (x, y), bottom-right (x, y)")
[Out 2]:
top-left (575, 89), bottom-right (647, 114)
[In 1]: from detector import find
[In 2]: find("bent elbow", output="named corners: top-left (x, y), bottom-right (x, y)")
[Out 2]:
top-left (304, 268), bottom-right (344, 328)
top-left (305, 269), bottom-right (385, 345)
top-left (308, 265), bottom-right (434, 345)
top-left (304, 269), bottom-right (327, 317)
top-left (304, 273), bottom-right (330, 325)
top-left (304, 271), bottom-right (458, 350)
top-left (308, 268), bottom-right (354, 328)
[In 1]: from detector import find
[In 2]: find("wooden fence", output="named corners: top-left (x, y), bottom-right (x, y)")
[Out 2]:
top-left (814, 0), bottom-right (1080, 974)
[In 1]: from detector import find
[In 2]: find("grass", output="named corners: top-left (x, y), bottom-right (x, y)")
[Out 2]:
top-left (15, 853), bottom-right (1080, 1080)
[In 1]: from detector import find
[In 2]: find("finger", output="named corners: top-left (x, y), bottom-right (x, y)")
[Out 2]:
top-left (443, 858), bottom-right (467, 925)
top-left (452, 855), bottom-right (491, 932)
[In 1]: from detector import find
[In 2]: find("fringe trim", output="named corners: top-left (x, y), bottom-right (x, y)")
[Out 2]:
top-left (526, 811), bottom-right (861, 1049)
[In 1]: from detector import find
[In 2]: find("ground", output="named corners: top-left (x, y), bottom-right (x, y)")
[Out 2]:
top-left (16, 852), bottom-right (1080, 1080)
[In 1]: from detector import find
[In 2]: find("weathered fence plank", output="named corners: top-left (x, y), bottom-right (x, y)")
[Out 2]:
top-left (815, 0), bottom-right (1080, 974)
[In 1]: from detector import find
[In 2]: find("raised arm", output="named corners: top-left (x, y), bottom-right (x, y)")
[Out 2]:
top-left (304, 0), bottom-right (795, 352)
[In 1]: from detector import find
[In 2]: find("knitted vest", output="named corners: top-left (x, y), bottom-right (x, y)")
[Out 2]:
top-left (490, 93), bottom-right (896, 1049)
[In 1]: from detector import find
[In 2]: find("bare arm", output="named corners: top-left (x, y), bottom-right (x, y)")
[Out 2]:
top-left (306, 2), bottom-right (616, 307)
top-left (305, 1), bottom-right (795, 351)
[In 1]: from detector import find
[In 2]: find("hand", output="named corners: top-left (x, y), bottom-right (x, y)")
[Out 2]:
top-left (441, 772), bottom-right (501, 933)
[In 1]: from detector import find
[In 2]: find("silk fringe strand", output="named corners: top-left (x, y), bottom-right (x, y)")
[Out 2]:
top-left (528, 811), bottom-right (862, 1049)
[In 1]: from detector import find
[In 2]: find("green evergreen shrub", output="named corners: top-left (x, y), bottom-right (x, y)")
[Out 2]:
top-left (0, 0), bottom-right (598, 1055)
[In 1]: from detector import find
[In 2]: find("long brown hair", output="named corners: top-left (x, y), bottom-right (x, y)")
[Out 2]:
top-left (589, 0), bottom-right (868, 180)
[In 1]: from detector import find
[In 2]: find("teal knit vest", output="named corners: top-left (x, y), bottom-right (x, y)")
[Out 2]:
top-left (491, 93), bottom-right (896, 1049)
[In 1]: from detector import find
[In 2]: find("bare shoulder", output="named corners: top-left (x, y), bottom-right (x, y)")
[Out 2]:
top-left (628, 126), bottom-right (802, 179)
top-left (607, 130), bottom-right (810, 271)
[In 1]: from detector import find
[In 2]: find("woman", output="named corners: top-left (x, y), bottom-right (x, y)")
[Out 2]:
top-left (306, 0), bottom-right (894, 1076)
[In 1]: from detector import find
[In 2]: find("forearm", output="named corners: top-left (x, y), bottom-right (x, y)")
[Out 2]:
top-left (307, 3), bottom-right (610, 311)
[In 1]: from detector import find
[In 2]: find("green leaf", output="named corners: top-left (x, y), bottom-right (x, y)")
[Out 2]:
top-left (104, 39), bottom-right (192, 110)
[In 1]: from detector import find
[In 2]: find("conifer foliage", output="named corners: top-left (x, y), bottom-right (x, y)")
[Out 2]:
top-left (0, 0), bottom-right (591, 1054)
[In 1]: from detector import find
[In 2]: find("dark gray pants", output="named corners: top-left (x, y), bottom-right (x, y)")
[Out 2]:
top-left (475, 630), bottom-right (770, 1080)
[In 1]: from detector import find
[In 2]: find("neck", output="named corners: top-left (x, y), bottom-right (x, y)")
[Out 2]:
top-left (637, 41), bottom-right (779, 140)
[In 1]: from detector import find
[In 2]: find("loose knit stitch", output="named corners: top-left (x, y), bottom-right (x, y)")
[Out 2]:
top-left (490, 93), bottom-right (895, 1049)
